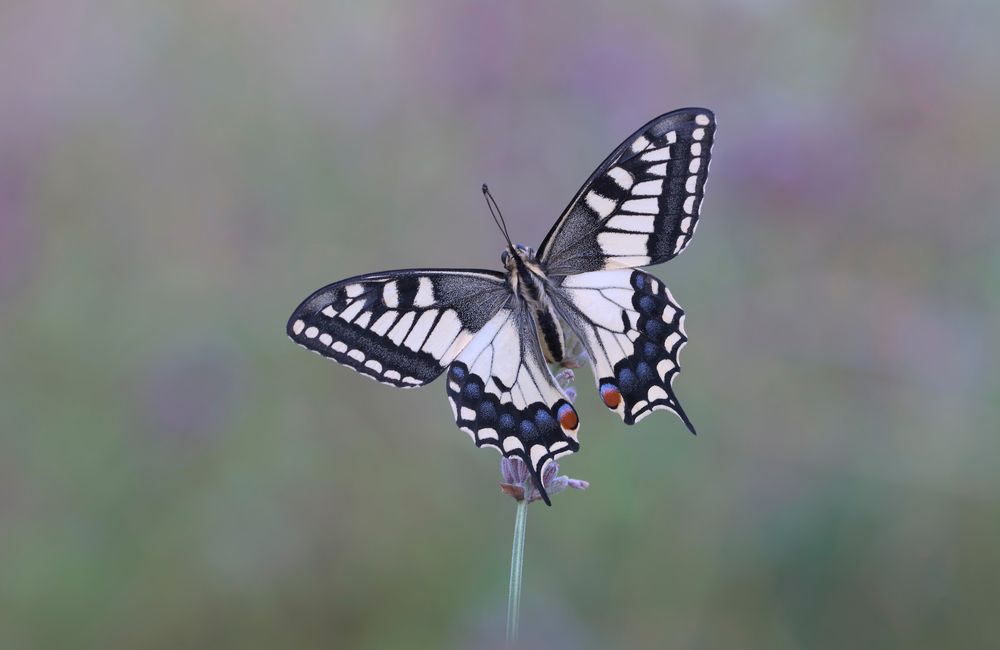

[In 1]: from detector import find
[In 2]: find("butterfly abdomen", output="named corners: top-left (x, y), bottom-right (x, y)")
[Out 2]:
top-left (533, 306), bottom-right (564, 364)
top-left (505, 247), bottom-right (566, 364)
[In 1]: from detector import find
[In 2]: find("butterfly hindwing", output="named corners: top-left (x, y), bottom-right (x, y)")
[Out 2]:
top-left (539, 108), bottom-right (716, 276)
top-left (445, 304), bottom-right (580, 504)
top-left (287, 269), bottom-right (509, 388)
top-left (552, 269), bottom-right (694, 430)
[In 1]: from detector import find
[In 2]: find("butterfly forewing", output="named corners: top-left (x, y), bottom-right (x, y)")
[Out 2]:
top-left (287, 269), bottom-right (509, 388)
top-left (539, 108), bottom-right (716, 276)
top-left (551, 269), bottom-right (694, 430)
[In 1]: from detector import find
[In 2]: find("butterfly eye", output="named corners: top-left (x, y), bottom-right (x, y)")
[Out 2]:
top-left (500, 250), bottom-right (510, 265)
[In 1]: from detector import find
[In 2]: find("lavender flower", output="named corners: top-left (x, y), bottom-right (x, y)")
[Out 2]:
top-left (499, 457), bottom-right (589, 504)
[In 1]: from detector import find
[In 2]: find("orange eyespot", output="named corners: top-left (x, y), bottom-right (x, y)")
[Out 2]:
top-left (557, 404), bottom-right (579, 430)
top-left (600, 384), bottom-right (622, 409)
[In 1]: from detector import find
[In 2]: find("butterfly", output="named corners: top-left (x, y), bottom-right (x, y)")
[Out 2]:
top-left (287, 108), bottom-right (715, 504)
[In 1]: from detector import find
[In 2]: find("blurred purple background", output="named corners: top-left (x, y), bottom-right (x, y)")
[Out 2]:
top-left (2, 1), bottom-right (999, 648)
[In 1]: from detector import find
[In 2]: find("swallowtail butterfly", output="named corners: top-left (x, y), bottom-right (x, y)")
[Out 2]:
top-left (288, 108), bottom-right (716, 504)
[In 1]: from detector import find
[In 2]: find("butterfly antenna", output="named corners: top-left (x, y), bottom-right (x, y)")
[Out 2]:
top-left (482, 183), bottom-right (513, 248)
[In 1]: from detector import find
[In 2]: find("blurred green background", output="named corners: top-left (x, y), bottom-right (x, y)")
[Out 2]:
top-left (2, 1), bottom-right (999, 648)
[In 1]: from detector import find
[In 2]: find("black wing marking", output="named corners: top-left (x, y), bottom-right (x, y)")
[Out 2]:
top-left (445, 304), bottom-right (580, 505)
top-left (287, 269), bottom-right (510, 388)
top-left (538, 108), bottom-right (716, 276)
top-left (551, 269), bottom-right (695, 431)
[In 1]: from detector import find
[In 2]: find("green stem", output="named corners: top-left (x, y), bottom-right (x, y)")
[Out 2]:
top-left (506, 494), bottom-right (529, 641)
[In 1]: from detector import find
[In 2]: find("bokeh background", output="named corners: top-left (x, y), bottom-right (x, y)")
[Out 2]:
top-left (3, 1), bottom-right (999, 648)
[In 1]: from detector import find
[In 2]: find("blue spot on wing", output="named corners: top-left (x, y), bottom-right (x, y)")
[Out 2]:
top-left (645, 319), bottom-right (665, 339)
top-left (519, 419), bottom-right (539, 443)
top-left (478, 401), bottom-right (496, 422)
top-left (534, 409), bottom-right (556, 428)
top-left (618, 367), bottom-right (638, 393)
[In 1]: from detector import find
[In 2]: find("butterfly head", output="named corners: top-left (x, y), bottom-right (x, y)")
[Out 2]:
top-left (500, 244), bottom-right (537, 270)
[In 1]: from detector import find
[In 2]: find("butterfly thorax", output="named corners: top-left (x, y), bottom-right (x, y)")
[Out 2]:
top-left (503, 244), bottom-right (566, 364)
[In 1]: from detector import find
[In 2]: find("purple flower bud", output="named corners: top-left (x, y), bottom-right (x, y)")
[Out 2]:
top-left (499, 457), bottom-right (589, 504)
top-left (554, 368), bottom-right (575, 388)
top-left (499, 482), bottom-right (525, 501)
top-left (541, 459), bottom-right (560, 486)
top-left (500, 456), bottom-right (532, 486)
top-left (560, 331), bottom-right (589, 369)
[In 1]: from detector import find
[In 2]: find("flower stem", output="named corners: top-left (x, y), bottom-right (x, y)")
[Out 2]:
top-left (506, 495), bottom-right (528, 641)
